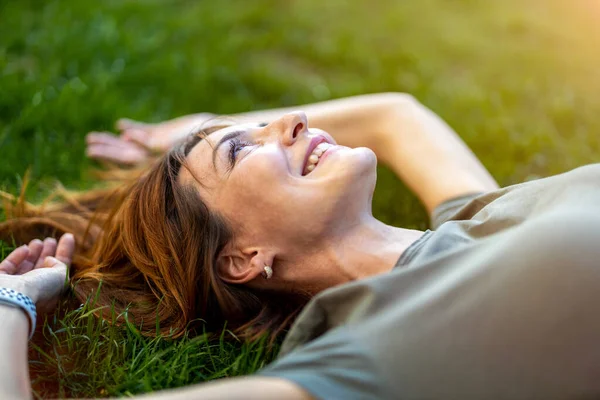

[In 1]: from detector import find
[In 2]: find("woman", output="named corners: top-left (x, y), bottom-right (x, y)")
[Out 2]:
top-left (1, 93), bottom-right (600, 399)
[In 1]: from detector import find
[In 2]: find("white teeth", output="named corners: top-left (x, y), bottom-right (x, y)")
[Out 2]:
top-left (304, 141), bottom-right (333, 175)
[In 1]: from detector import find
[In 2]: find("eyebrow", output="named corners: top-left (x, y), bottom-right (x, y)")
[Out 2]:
top-left (211, 130), bottom-right (245, 169)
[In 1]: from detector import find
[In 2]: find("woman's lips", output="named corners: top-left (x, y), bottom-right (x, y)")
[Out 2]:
top-left (302, 135), bottom-right (328, 175)
top-left (303, 143), bottom-right (337, 176)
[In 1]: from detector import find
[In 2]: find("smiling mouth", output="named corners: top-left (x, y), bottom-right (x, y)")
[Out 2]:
top-left (302, 142), bottom-right (333, 175)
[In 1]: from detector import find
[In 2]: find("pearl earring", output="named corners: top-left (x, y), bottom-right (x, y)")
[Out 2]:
top-left (263, 265), bottom-right (273, 280)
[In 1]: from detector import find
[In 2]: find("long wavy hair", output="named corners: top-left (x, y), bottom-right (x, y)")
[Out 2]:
top-left (0, 129), bottom-right (307, 340)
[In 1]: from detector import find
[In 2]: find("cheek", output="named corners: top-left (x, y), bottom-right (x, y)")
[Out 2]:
top-left (221, 156), bottom-right (295, 220)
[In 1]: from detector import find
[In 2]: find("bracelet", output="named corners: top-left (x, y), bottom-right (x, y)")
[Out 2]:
top-left (0, 288), bottom-right (37, 339)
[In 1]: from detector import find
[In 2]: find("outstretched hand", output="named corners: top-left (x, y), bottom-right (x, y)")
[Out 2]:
top-left (86, 113), bottom-right (215, 165)
top-left (0, 233), bottom-right (75, 315)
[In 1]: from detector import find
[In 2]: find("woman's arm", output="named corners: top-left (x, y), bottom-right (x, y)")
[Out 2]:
top-left (87, 94), bottom-right (404, 164)
top-left (0, 306), bottom-right (30, 399)
top-left (0, 235), bottom-right (74, 399)
top-left (234, 93), bottom-right (403, 157)
top-left (89, 93), bottom-right (498, 213)
top-left (234, 93), bottom-right (499, 213)
top-left (134, 377), bottom-right (311, 400)
top-left (372, 94), bottom-right (500, 213)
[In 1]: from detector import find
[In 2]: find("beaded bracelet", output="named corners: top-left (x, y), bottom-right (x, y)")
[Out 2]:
top-left (0, 287), bottom-right (37, 339)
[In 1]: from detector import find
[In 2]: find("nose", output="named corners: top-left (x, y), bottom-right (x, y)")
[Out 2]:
top-left (264, 111), bottom-right (309, 146)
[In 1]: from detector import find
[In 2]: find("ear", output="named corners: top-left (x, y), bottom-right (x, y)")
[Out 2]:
top-left (216, 245), bottom-right (273, 285)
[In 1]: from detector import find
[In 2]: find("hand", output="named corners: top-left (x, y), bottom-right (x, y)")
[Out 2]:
top-left (0, 234), bottom-right (75, 315)
top-left (86, 113), bottom-right (215, 165)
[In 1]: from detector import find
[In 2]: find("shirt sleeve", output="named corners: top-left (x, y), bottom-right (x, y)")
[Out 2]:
top-left (430, 192), bottom-right (483, 229)
top-left (258, 329), bottom-right (388, 400)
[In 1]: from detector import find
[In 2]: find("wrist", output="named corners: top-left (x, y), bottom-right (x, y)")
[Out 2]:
top-left (0, 304), bottom-right (32, 400)
top-left (0, 287), bottom-right (37, 339)
top-left (157, 113), bottom-right (216, 150)
top-left (173, 113), bottom-right (215, 129)
top-left (0, 302), bottom-right (29, 322)
top-left (0, 278), bottom-right (38, 302)
top-left (0, 300), bottom-right (31, 337)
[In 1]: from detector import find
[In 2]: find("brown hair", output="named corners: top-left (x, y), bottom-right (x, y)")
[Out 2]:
top-left (0, 131), bottom-right (307, 340)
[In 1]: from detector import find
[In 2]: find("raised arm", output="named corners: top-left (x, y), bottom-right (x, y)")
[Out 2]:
top-left (234, 93), bottom-right (499, 213)
top-left (369, 94), bottom-right (500, 213)
top-left (88, 93), bottom-right (498, 213)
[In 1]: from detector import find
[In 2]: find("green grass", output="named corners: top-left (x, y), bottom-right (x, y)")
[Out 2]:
top-left (29, 295), bottom-right (278, 398)
top-left (3, 0), bottom-right (600, 397)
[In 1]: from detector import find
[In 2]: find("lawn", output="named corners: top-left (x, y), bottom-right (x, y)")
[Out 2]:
top-left (2, 0), bottom-right (600, 397)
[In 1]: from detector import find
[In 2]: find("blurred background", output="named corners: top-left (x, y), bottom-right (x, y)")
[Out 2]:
top-left (2, 0), bottom-right (600, 227)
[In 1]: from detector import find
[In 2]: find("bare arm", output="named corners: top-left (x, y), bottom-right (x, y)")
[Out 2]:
top-left (233, 93), bottom-right (400, 156)
top-left (372, 94), bottom-right (499, 213)
top-left (233, 93), bottom-right (499, 213)
top-left (0, 235), bottom-right (75, 400)
top-left (133, 377), bottom-right (311, 400)
top-left (0, 307), bottom-right (31, 399)
top-left (91, 93), bottom-right (498, 213)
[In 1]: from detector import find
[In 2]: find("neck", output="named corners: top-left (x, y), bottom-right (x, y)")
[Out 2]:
top-left (310, 216), bottom-right (424, 292)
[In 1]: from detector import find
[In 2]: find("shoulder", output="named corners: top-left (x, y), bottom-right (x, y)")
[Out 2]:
top-left (434, 163), bottom-right (600, 229)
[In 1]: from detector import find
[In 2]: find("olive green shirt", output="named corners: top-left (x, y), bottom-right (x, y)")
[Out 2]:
top-left (259, 164), bottom-right (600, 400)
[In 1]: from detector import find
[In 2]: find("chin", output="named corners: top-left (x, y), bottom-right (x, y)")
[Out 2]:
top-left (349, 147), bottom-right (377, 177)
top-left (300, 148), bottom-right (377, 234)
top-left (331, 147), bottom-right (377, 195)
top-left (313, 146), bottom-right (377, 194)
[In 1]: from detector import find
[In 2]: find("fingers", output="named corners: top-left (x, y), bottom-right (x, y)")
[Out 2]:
top-left (32, 233), bottom-right (74, 270)
top-left (42, 256), bottom-right (68, 274)
top-left (0, 235), bottom-right (73, 309)
top-left (86, 142), bottom-right (149, 165)
top-left (34, 238), bottom-right (57, 269)
top-left (86, 132), bottom-right (129, 147)
top-left (86, 132), bottom-right (150, 164)
top-left (121, 128), bottom-right (150, 147)
top-left (116, 118), bottom-right (146, 131)
top-left (54, 233), bottom-right (75, 266)
top-left (16, 239), bottom-right (43, 274)
top-left (0, 245), bottom-right (30, 274)
top-left (86, 143), bottom-right (122, 162)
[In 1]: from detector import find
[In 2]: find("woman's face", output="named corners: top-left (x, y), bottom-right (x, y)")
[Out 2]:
top-left (180, 112), bottom-right (377, 287)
